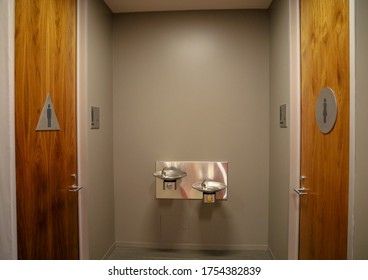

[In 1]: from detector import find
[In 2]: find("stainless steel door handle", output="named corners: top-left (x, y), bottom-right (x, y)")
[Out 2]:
top-left (68, 184), bottom-right (83, 192)
top-left (295, 175), bottom-right (308, 195)
top-left (294, 188), bottom-right (308, 195)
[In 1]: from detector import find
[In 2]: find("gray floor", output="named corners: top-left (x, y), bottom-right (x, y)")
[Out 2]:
top-left (107, 247), bottom-right (274, 260)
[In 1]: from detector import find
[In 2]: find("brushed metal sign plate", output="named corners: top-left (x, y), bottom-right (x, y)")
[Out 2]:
top-left (36, 95), bottom-right (60, 131)
top-left (315, 87), bottom-right (338, 134)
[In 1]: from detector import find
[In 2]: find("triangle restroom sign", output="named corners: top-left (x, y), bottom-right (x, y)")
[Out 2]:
top-left (36, 95), bottom-right (60, 131)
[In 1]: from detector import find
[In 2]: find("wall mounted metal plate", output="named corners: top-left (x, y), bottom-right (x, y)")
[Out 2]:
top-left (91, 106), bottom-right (100, 129)
top-left (280, 104), bottom-right (287, 128)
top-left (315, 87), bottom-right (338, 134)
top-left (155, 161), bottom-right (228, 201)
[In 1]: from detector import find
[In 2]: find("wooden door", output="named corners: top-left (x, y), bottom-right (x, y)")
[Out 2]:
top-left (299, 0), bottom-right (350, 259)
top-left (15, 0), bottom-right (79, 259)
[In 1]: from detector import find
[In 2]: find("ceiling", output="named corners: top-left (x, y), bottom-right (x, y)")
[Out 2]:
top-left (104, 0), bottom-right (273, 13)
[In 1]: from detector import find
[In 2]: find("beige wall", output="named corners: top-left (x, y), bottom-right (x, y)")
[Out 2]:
top-left (112, 10), bottom-right (270, 249)
top-left (85, 0), bottom-right (115, 259)
top-left (354, 0), bottom-right (368, 260)
top-left (268, 0), bottom-right (290, 260)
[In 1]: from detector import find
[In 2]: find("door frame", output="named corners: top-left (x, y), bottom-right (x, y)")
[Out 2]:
top-left (3, 0), bottom-right (17, 260)
top-left (347, 0), bottom-right (356, 260)
top-left (288, 0), bottom-right (301, 260)
top-left (288, 0), bottom-right (356, 260)
top-left (77, 0), bottom-right (89, 260)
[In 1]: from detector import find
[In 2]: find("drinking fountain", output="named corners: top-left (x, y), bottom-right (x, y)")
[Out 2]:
top-left (153, 167), bottom-right (187, 190)
top-left (192, 179), bottom-right (227, 203)
top-left (153, 161), bottom-right (228, 202)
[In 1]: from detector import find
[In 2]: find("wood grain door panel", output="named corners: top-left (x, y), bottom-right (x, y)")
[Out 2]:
top-left (300, 0), bottom-right (349, 259)
top-left (15, 0), bottom-right (78, 260)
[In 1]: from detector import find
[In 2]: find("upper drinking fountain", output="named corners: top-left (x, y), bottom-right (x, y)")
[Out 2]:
top-left (153, 167), bottom-right (187, 182)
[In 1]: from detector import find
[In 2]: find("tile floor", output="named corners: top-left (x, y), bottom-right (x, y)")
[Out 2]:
top-left (107, 246), bottom-right (274, 260)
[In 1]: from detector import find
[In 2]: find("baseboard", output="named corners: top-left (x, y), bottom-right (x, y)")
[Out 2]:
top-left (102, 242), bottom-right (118, 260)
top-left (114, 241), bottom-right (269, 251)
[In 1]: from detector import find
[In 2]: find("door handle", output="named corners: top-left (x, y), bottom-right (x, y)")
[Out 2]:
top-left (68, 174), bottom-right (82, 192)
top-left (295, 175), bottom-right (308, 195)
top-left (294, 188), bottom-right (308, 196)
top-left (68, 184), bottom-right (83, 192)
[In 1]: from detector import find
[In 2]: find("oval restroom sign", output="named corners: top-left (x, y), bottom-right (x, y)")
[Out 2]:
top-left (315, 87), bottom-right (338, 134)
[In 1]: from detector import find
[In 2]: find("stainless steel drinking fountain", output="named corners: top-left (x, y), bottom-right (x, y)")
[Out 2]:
top-left (192, 179), bottom-right (227, 203)
top-left (154, 161), bottom-right (228, 202)
top-left (153, 167), bottom-right (187, 191)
